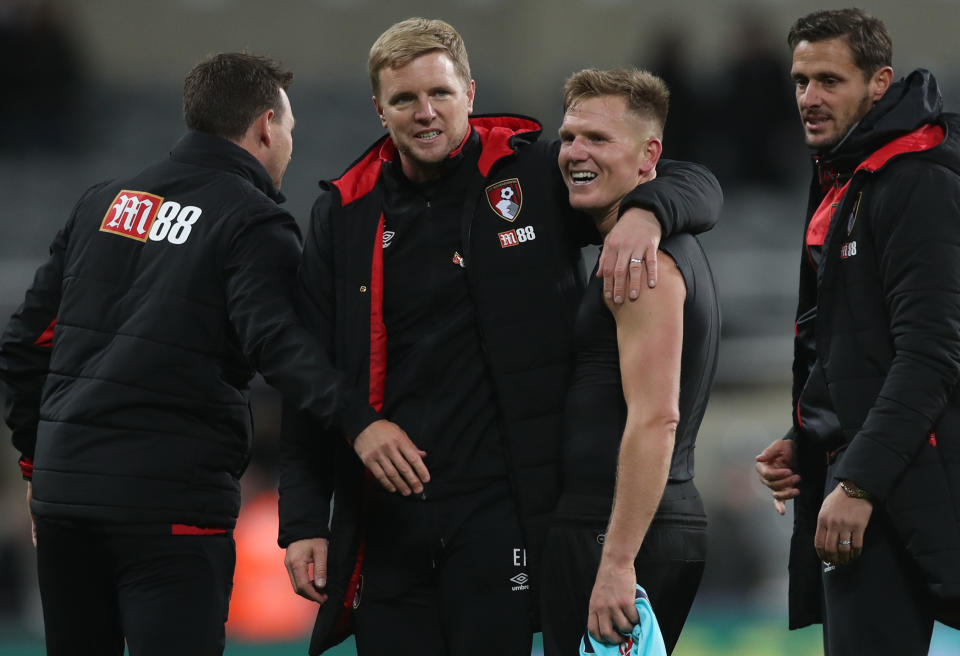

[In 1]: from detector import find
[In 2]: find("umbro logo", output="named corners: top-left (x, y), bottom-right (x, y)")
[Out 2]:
top-left (510, 572), bottom-right (530, 591)
top-left (382, 230), bottom-right (396, 248)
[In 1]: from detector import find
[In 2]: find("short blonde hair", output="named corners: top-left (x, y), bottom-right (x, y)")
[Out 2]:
top-left (562, 68), bottom-right (669, 135)
top-left (368, 18), bottom-right (471, 97)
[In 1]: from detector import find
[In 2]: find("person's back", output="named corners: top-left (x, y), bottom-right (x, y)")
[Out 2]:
top-left (0, 52), bottom-right (357, 656)
top-left (33, 130), bottom-right (295, 527)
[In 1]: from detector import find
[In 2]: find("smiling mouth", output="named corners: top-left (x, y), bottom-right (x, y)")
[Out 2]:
top-left (416, 130), bottom-right (441, 140)
top-left (803, 115), bottom-right (831, 130)
top-left (569, 171), bottom-right (598, 185)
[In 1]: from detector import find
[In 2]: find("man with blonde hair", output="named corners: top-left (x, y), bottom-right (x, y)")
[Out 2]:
top-left (280, 19), bottom-right (722, 655)
top-left (541, 68), bottom-right (718, 655)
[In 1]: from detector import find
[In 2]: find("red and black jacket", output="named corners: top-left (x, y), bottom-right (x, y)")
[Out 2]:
top-left (0, 131), bottom-right (365, 531)
top-left (787, 69), bottom-right (960, 628)
top-left (277, 115), bottom-right (722, 654)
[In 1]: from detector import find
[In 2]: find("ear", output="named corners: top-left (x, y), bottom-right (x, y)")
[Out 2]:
top-left (870, 66), bottom-right (894, 102)
top-left (639, 137), bottom-right (663, 175)
top-left (372, 95), bottom-right (388, 129)
top-left (254, 108), bottom-right (274, 147)
top-left (465, 79), bottom-right (476, 115)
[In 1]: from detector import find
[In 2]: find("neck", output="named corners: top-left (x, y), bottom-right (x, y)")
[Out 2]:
top-left (594, 168), bottom-right (657, 235)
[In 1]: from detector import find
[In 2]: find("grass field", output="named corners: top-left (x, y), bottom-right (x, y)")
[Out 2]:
top-left (1, 617), bottom-right (958, 655)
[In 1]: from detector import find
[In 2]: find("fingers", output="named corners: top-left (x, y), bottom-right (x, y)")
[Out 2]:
top-left (285, 542), bottom-right (329, 605)
top-left (370, 447), bottom-right (428, 495)
top-left (312, 541), bottom-right (328, 589)
top-left (597, 242), bottom-right (631, 304)
top-left (286, 554), bottom-right (326, 604)
top-left (815, 488), bottom-right (872, 565)
top-left (642, 246), bottom-right (658, 291)
top-left (355, 421), bottom-right (430, 495)
top-left (755, 461), bottom-right (800, 511)
top-left (850, 527), bottom-right (865, 560)
top-left (590, 606), bottom-right (635, 645)
top-left (612, 249), bottom-right (631, 304)
top-left (755, 440), bottom-right (799, 513)
top-left (814, 523), bottom-right (839, 565)
top-left (598, 247), bottom-right (615, 303)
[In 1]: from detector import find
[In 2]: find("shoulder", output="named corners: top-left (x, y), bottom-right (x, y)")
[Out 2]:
top-left (607, 250), bottom-right (685, 323)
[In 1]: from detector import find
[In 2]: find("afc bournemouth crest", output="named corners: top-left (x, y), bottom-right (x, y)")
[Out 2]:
top-left (485, 178), bottom-right (522, 222)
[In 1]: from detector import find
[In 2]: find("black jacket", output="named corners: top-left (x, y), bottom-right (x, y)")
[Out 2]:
top-left (787, 70), bottom-right (960, 627)
top-left (0, 131), bottom-right (360, 529)
top-left (278, 115), bottom-right (722, 653)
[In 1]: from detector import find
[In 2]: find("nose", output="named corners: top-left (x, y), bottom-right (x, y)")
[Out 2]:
top-left (799, 82), bottom-right (822, 109)
top-left (414, 98), bottom-right (437, 123)
top-left (566, 136), bottom-right (589, 160)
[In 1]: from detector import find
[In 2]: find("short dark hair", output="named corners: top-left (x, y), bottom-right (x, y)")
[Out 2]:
top-left (183, 53), bottom-right (293, 140)
top-left (787, 8), bottom-right (892, 78)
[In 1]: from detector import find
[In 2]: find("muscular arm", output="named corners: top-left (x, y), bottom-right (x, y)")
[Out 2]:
top-left (587, 253), bottom-right (685, 644)
top-left (600, 160), bottom-right (722, 300)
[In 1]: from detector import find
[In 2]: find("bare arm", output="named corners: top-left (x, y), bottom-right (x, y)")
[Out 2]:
top-left (587, 254), bottom-right (685, 644)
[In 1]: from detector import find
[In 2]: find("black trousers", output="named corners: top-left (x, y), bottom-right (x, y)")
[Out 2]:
top-left (820, 463), bottom-right (938, 655)
top-left (35, 518), bottom-right (235, 656)
top-left (540, 483), bottom-right (707, 656)
top-left (353, 481), bottom-right (533, 656)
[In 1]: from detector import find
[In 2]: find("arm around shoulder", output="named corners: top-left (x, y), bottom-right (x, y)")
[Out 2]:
top-left (619, 159), bottom-right (722, 237)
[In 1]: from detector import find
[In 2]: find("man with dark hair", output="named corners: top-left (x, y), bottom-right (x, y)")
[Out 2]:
top-left (756, 8), bottom-right (960, 654)
top-left (0, 52), bottom-right (363, 655)
top-left (279, 17), bottom-right (722, 656)
top-left (541, 67), bottom-right (719, 656)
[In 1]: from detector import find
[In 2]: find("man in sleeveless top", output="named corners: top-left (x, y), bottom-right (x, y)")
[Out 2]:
top-left (540, 68), bottom-right (721, 655)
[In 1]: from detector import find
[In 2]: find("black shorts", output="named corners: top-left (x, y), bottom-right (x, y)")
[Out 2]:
top-left (35, 518), bottom-right (235, 656)
top-left (540, 481), bottom-right (707, 656)
top-left (353, 481), bottom-right (533, 656)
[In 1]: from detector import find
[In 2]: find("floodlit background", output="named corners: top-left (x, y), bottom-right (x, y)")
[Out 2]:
top-left (1, 0), bottom-right (959, 653)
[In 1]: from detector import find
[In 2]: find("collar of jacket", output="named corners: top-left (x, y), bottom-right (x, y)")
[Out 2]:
top-left (168, 130), bottom-right (286, 204)
top-left (325, 113), bottom-right (542, 205)
top-left (815, 68), bottom-right (943, 181)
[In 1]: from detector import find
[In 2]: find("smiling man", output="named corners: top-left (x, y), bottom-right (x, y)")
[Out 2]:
top-left (755, 8), bottom-right (960, 655)
top-left (278, 17), bottom-right (722, 656)
top-left (540, 68), bottom-right (719, 656)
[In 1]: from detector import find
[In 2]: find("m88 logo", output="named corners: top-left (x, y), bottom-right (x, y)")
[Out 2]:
top-left (100, 190), bottom-right (202, 245)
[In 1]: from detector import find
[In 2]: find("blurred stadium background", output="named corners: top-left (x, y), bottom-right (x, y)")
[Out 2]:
top-left (1, 0), bottom-right (960, 653)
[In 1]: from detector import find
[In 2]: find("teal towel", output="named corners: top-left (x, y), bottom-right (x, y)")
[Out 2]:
top-left (579, 585), bottom-right (667, 656)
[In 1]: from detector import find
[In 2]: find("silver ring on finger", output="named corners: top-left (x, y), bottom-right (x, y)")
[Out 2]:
top-left (838, 538), bottom-right (852, 546)
top-left (630, 257), bottom-right (644, 264)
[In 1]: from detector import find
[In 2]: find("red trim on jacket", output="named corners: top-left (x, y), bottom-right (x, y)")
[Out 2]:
top-left (806, 124), bottom-right (946, 251)
top-left (34, 318), bottom-right (57, 348)
top-left (171, 524), bottom-right (227, 536)
top-left (19, 457), bottom-right (33, 480)
top-left (331, 116), bottom-right (541, 205)
top-left (334, 146), bottom-right (384, 206)
top-left (368, 215), bottom-right (387, 414)
top-left (472, 117), bottom-right (540, 177)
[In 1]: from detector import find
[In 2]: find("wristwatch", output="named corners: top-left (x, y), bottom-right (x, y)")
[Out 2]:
top-left (838, 480), bottom-right (870, 500)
